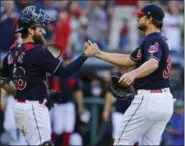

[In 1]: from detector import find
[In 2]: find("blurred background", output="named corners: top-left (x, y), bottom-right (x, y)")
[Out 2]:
top-left (0, 0), bottom-right (184, 146)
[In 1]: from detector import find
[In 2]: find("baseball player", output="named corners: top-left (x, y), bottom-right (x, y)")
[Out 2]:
top-left (0, 5), bottom-right (99, 146)
top-left (86, 3), bottom-right (174, 145)
top-left (49, 52), bottom-right (84, 146)
top-left (2, 94), bottom-right (27, 145)
top-left (102, 67), bottom-right (132, 139)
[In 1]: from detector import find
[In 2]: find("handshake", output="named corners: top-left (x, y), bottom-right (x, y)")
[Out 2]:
top-left (83, 40), bottom-right (101, 57)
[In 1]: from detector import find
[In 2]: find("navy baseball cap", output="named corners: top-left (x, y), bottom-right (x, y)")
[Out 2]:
top-left (133, 3), bottom-right (165, 22)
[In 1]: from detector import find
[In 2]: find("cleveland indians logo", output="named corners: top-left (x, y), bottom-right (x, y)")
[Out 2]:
top-left (148, 42), bottom-right (159, 53)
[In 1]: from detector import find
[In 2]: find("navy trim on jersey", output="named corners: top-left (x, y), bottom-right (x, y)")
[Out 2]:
top-left (32, 105), bottom-right (42, 144)
top-left (116, 96), bottom-right (144, 145)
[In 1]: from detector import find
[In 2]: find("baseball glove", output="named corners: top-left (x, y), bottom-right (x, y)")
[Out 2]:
top-left (46, 90), bottom-right (63, 110)
top-left (110, 75), bottom-right (135, 100)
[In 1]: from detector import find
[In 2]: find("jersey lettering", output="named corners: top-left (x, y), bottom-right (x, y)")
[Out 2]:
top-left (8, 54), bottom-right (14, 65)
top-left (18, 52), bottom-right (25, 64)
top-left (163, 55), bottom-right (172, 78)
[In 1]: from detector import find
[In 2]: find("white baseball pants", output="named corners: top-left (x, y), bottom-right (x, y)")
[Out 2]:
top-left (112, 111), bottom-right (124, 139)
top-left (13, 101), bottom-right (51, 145)
top-left (114, 88), bottom-right (174, 145)
top-left (50, 102), bottom-right (75, 134)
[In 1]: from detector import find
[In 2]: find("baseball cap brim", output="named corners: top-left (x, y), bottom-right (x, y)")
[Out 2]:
top-left (133, 10), bottom-right (145, 15)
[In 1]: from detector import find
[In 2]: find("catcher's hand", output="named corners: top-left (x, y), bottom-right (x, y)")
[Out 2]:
top-left (110, 75), bottom-right (135, 100)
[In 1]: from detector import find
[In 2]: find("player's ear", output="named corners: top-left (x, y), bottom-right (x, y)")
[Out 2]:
top-left (148, 16), bottom-right (153, 24)
top-left (28, 28), bottom-right (34, 36)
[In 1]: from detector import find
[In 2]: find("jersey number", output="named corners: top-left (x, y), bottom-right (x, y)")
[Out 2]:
top-left (13, 66), bottom-right (27, 90)
top-left (163, 55), bottom-right (172, 78)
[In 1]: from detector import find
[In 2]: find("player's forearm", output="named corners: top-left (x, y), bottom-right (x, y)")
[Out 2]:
top-left (95, 51), bottom-right (135, 67)
top-left (103, 92), bottom-right (113, 112)
top-left (55, 55), bottom-right (87, 77)
top-left (2, 83), bottom-right (16, 96)
top-left (74, 90), bottom-right (84, 107)
top-left (132, 58), bottom-right (158, 79)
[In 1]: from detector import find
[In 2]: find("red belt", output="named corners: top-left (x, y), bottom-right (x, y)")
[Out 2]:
top-left (150, 90), bottom-right (162, 93)
top-left (16, 99), bottom-right (44, 104)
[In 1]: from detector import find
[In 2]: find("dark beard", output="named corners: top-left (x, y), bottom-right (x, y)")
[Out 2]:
top-left (33, 34), bottom-right (46, 45)
top-left (138, 24), bottom-right (147, 31)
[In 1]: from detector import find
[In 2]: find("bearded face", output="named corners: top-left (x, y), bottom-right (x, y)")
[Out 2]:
top-left (32, 27), bottom-right (46, 45)
top-left (137, 15), bottom-right (148, 32)
top-left (138, 23), bottom-right (147, 31)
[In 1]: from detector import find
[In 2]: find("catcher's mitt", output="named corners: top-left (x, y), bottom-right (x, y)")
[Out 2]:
top-left (110, 75), bottom-right (135, 100)
top-left (46, 90), bottom-right (63, 110)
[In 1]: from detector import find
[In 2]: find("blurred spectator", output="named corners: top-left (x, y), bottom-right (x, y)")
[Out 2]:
top-left (78, 1), bottom-right (89, 16)
top-left (170, 63), bottom-right (184, 101)
top-left (162, 100), bottom-right (184, 145)
top-left (66, 1), bottom-right (82, 19)
top-left (66, 2), bottom-right (84, 52)
top-left (137, 0), bottom-right (149, 9)
top-left (56, 1), bottom-right (69, 12)
top-left (0, 1), bottom-right (18, 53)
top-left (15, 0), bottom-right (43, 13)
top-left (0, 95), bottom-right (27, 145)
top-left (119, 19), bottom-right (129, 49)
top-left (87, 1), bottom-right (108, 51)
top-left (162, 1), bottom-right (183, 52)
top-left (74, 16), bottom-right (89, 52)
top-left (109, 0), bottom-right (138, 51)
top-left (101, 67), bottom-right (132, 146)
top-left (90, 79), bottom-right (103, 98)
top-left (43, 0), bottom-right (58, 42)
top-left (54, 9), bottom-right (72, 53)
top-left (94, 70), bottom-right (113, 146)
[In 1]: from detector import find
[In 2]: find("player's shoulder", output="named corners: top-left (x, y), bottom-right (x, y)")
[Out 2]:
top-left (33, 44), bottom-right (55, 58)
top-left (23, 43), bottom-right (44, 51)
top-left (143, 32), bottom-right (166, 45)
top-left (145, 32), bottom-right (161, 41)
top-left (22, 43), bottom-right (49, 55)
top-left (34, 45), bottom-right (47, 52)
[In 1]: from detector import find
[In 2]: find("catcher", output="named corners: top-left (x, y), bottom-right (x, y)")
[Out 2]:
top-left (0, 5), bottom-right (99, 146)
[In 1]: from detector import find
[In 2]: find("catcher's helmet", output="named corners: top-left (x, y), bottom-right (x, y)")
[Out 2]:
top-left (15, 5), bottom-right (56, 33)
